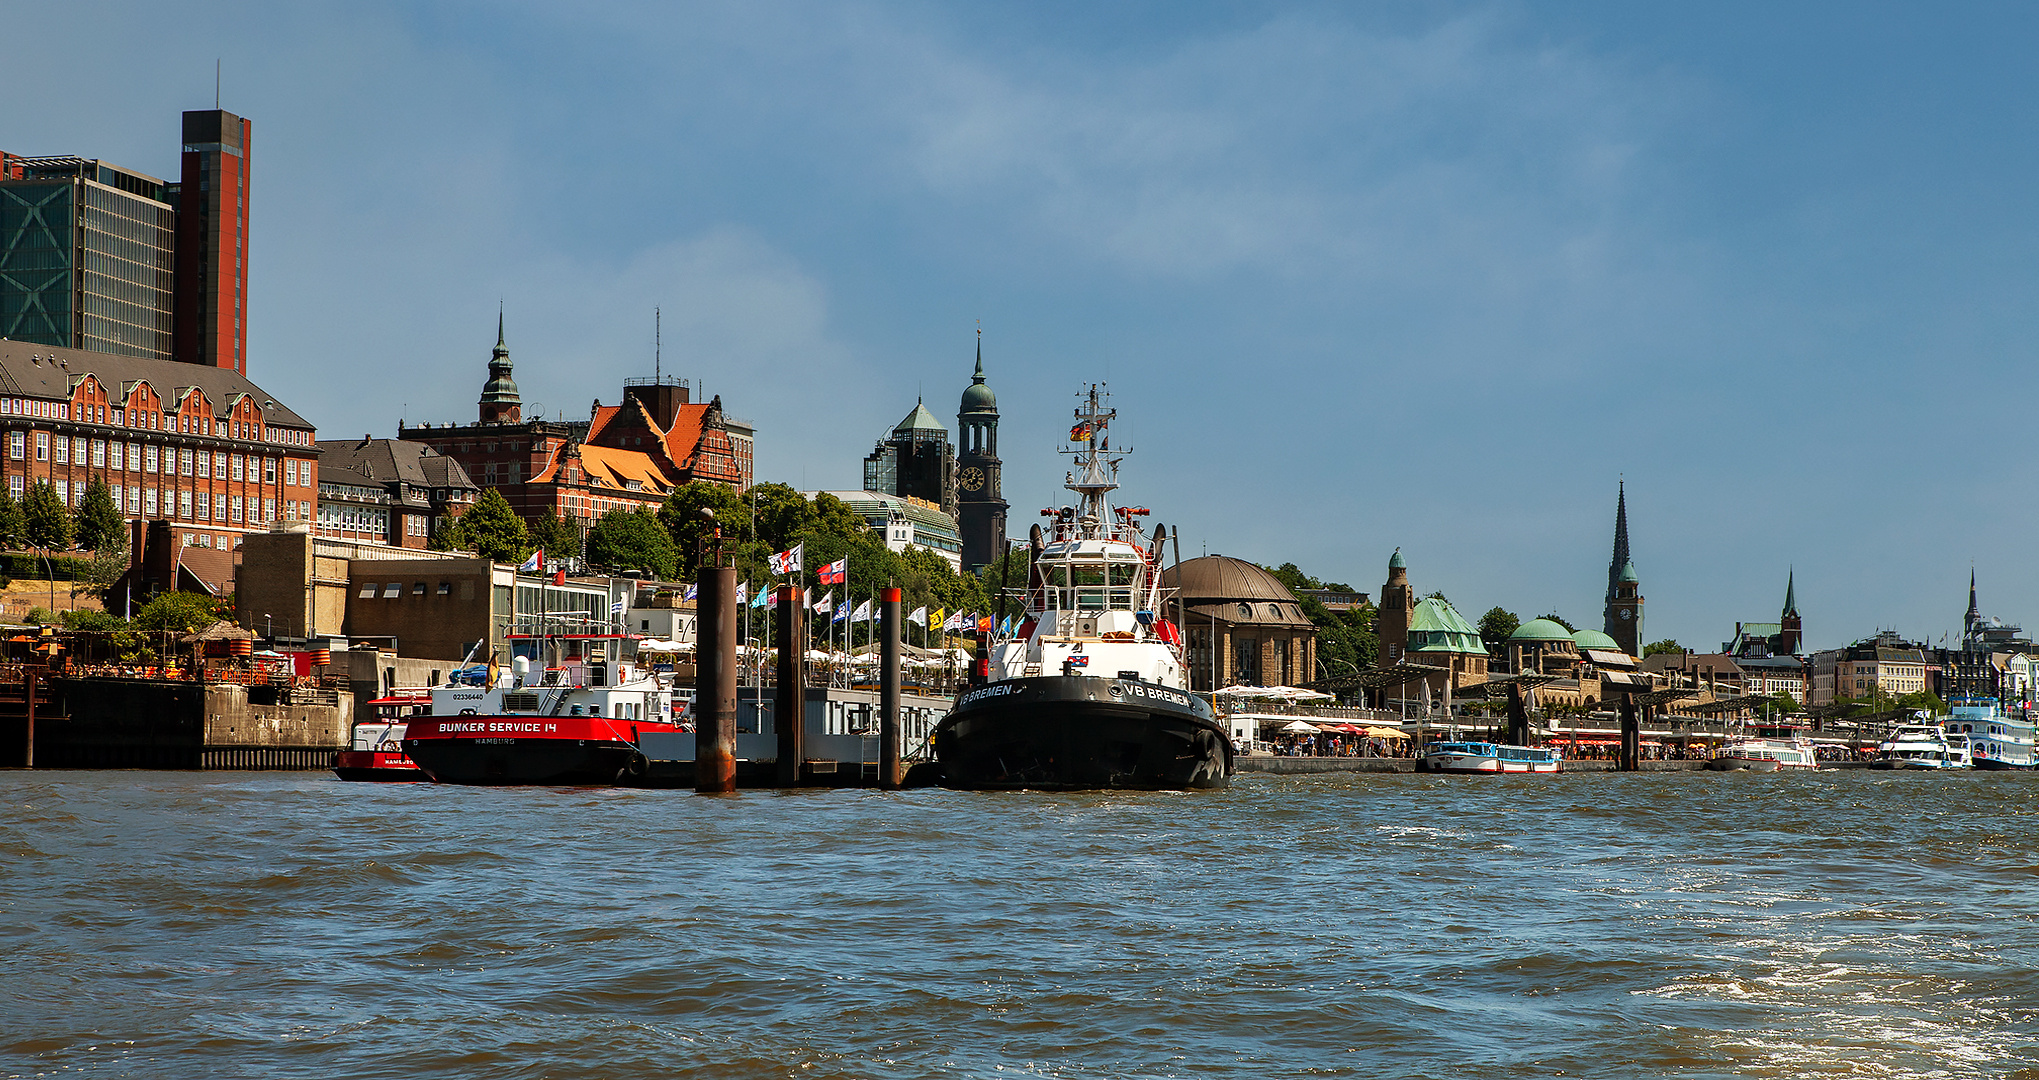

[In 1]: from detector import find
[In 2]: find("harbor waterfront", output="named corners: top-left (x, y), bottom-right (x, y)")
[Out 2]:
top-left (4, 769), bottom-right (2036, 1079)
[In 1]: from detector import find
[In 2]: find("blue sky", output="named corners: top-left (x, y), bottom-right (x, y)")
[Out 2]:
top-left (11, 1), bottom-right (2039, 652)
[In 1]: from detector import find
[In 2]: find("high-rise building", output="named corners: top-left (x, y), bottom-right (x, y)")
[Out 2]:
top-left (863, 400), bottom-right (955, 515)
top-left (172, 109), bottom-right (251, 374)
top-left (0, 154), bottom-right (177, 360)
top-left (956, 332), bottom-right (1007, 574)
top-left (0, 108), bottom-right (252, 374)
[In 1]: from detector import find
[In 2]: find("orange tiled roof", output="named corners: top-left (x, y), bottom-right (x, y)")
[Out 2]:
top-left (532, 442), bottom-right (674, 495)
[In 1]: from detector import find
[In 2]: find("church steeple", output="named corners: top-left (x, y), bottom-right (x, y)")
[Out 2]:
top-left (479, 309), bottom-right (522, 424)
top-left (1779, 568), bottom-right (1803, 655)
top-left (956, 325), bottom-right (1006, 574)
top-left (1964, 569), bottom-right (1982, 645)
top-left (1783, 569), bottom-right (1799, 618)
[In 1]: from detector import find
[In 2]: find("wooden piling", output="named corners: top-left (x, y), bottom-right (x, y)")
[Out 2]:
top-left (1619, 698), bottom-right (1640, 771)
top-left (879, 586), bottom-right (902, 790)
top-left (695, 562), bottom-right (739, 794)
top-left (775, 584), bottom-right (805, 787)
top-left (1505, 683), bottom-right (1529, 747)
top-left (23, 668), bottom-right (36, 770)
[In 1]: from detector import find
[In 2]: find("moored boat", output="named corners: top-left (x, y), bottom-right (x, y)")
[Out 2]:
top-left (402, 636), bottom-right (687, 786)
top-left (1419, 740), bottom-right (1561, 774)
top-left (331, 689), bottom-right (431, 781)
top-left (1940, 697), bottom-right (2035, 770)
top-left (932, 384), bottom-right (1231, 791)
top-left (1708, 727), bottom-right (1821, 771)
top-left (1872, 720), bottom-right (1972, 770)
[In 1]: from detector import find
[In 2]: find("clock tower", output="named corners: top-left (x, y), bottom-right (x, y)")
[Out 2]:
top-left (957, 331), bottom-right (1007, 574)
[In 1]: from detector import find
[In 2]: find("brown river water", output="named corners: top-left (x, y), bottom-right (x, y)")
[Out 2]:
top-left (2, 769), bottom-right (2036, 1079)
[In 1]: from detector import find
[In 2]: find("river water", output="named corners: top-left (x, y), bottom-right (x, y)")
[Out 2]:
top-left (2, 769), bottom-right (2035, 1079)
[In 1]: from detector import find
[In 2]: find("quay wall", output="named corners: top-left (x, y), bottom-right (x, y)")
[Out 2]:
top-left (1235, 756), bottom-right (1717, 774)
top-left (3, 676), bottom-right (350, 770)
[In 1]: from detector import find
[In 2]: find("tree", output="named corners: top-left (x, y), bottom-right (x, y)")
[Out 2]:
top-left (810, 492), bottom-right (868, 542)
top-left (0, 488), bottom-right (23, 549)
top-left (21, 481), bottom-right (72, 551)
top-left (660, 482), bottom-right (752, 578)
top-left (1642, 638), bottom-right (1685, 658)
top-left (527, 507), bottom-right (583, 564)
top-left (585, 509), bottom-right (678, 579)
top-left (74, 478), bottom-right (125, 552)
top-left (1478, 607), bottom-right (1519, 653)
top-left (748, 482), bottom-right (815, 553)
top-left (440, 489), bottom-right (531, 564)
top-left (79, 545), bottom-right (130, 603)
top-left (133, 590), bottom-right (229, 634)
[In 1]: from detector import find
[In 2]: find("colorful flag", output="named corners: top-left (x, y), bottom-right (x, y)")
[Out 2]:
top-left (752, 582), bottom-right (773, 608)
top-left (850, 599), bottom-right (872, 623)
top-left (977, 615), bottom-right (993, 633)
top-left (831, 599), bottom-right (851, 624)
top-left (943, 611), bottom-right (965, 631)
top-left (814, 592), bottom-right (835, 615)
top-left (610, 598), bottom-right (626, 615)
top-left (999, 615), bottom-right (1013, 636)
top-left (518, 549), bottom-right (543, 573)
top-left (930, 607), bottom-right (945, 633)
top-left (907, 606), bottom-right (927, 626)
top-left (1070, 422), bottom-right (1091, 442)
top-left (683, 583), bottom-right (698, 601)
top-left (818, 558), bottom-right (847, 585)
top-left (803, 587), bottom-right (815, 609)
top-left (767, 543), bottom-right (804, 576)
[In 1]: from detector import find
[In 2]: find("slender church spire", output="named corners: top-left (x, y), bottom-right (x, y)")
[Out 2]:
top-left (1604, 481), bottom-right (1631, 637)
top-left (1965, 569), bottom-right (1982, 644)
top-left (1783, 568), bottom-right (1798, 618)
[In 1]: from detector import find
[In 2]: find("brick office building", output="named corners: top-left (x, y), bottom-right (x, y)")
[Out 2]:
top-left (0, 339), bottom-right (318, 553)
top-left (399, 319), bottom-right (754, 540)
top-left (314, 437), bottom-right (478, 549)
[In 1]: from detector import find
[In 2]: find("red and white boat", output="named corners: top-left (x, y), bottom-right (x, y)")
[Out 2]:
top-left (331, 690), bottom-right (432, 781)
top-left (401, 633), bottom-right (687, 786)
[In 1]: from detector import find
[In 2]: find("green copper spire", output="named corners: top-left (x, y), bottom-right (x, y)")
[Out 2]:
top-left (1783, 568), bottom-right (1799, 618)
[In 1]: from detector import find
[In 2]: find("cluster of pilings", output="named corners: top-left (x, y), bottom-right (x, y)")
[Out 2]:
top-left (693, 530), bottom-right (909, 793)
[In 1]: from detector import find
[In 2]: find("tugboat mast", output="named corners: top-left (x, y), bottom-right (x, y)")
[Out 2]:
top-left (1063, 384), bottom-right (1121, 535)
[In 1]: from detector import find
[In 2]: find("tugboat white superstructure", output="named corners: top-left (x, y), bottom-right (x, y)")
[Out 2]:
top-left (933, 385), bottom-right (1232, 790)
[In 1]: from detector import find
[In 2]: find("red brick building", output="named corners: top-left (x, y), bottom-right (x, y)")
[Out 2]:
top-left (398, 321), bottom-right (754, 540)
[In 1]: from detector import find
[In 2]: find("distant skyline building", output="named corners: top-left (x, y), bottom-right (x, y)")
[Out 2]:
top-left (956, 332), bottom-right (1006, 574)
top-left (863, 399), bottom-right (955, 516)
top-left (1, 108), bottom-right (251, 374)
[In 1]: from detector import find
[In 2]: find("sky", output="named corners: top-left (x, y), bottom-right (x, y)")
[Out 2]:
top-left (9, 1), bottom-right (2039, 653)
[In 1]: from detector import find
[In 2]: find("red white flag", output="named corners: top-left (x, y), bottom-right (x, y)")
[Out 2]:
top-left (818, 558), bottom-right (847, 585)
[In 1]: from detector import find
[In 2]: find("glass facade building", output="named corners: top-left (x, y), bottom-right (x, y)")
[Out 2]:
top-left (0, 157), bottom-right (176, 361)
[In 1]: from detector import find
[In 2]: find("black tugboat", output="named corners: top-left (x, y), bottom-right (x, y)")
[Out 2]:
top-left (932, 385), bottom-right (1232, 790)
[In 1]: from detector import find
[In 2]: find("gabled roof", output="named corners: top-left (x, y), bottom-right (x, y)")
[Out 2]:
top-left (532, 442), bottom-right (673, 494)
top-left (894, 400), bottom-right (946, 434)
top-left (0, 339), bottom-right (315, 428)
top-left (316, 437), bottom-right (476, 496)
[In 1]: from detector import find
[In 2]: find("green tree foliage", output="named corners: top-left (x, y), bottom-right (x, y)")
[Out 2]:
top-left (585, 509), bottom-right (678, 579)
top-left (80, 545), bottom-right (130, 602)
top-left (74, 478), bottom-right (126, 552)
top-left (526, 507), bottom-right (583, 564)
top-left (1478, 607), bottom-right (1520, 654)
top-left (1253, 561), bottom-right (1376, 687)
top-left (1538, 612), bottom-right (1576, 633)
top-left (809, 492), bottom-right (866, 540)
top-left (438, 489), bottom-right (531, 564)
top-left (0, 489), bottom-right (24, 549)
top-left (22, 481), bottom-right (72, 551)
top-left (660, 482), bottom-right (752, 578)
top-left (748, 482), bottom-right (815, 553)
top-left (1642, 638), bottom-right (1685, 658)
top-left (133, 590), bottom-right (230, 634)
top-left (1894, 689), bottom-right (1947, 716)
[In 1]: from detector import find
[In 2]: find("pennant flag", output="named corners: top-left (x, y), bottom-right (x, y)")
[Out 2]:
top-left (850, 599), bottom-right (872, 623)
top-left (518, 549), bottom-right (543, 572)
top-left (1070, 422), bottom-right (1092, 442)
top-left (831, 599), bottom-right (851, 624)
top-left (907, 606), bottom-right (927, 626)
top-left (818, 558), bottom-right (848, 585)
top-left (930, 607), bottom-right (945, 633)
top-left (737, 581), bottom-right (749, 600)
top-left (752, 582), bottom-right (773, 608)
top-left (768, 543), bottom-right (804, 576)
top-left (814, 592), bottom-right (835, 615)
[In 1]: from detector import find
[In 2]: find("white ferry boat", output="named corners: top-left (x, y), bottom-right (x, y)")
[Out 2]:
top-left (1940, 698), bottom-right (2035, 770)
top-left (1420, 741), bottom-right (1561, 774)
top-left (1708, 724), bottom-right (1821, 771)
top-left (1874, 721), bottom-right (1972, 770)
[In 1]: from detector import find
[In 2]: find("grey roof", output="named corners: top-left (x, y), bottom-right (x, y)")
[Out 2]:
top-left (893, 400), bottom-right (947, 434)
top-left (317, 437), bottom-right (476, 498)
top-left (0, 339), bottom-right (316, 429)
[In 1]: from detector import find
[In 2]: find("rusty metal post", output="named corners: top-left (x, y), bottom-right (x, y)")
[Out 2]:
top-left (23, 668), bottom-right (36, 770)
top-left (695, 556), bottom-right (739, 794)
top-left (775, 584), bottom-right (805, 787)
top-left (880, 586), bottom-right (902, 789)
top-left (1619, 697), bottom-right (1640, 771)
top-left (1505, 683), bottom-right (1529, 747)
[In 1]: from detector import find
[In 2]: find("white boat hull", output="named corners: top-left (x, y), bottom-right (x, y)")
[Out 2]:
top-left (1422, 751), bottom-right (1561, 774)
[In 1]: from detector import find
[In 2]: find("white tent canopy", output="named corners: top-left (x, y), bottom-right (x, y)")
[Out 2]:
top-left (1217, 684), bottom-right (1335, 702)
top-left (1280, 720), bottom-right (1322, 734)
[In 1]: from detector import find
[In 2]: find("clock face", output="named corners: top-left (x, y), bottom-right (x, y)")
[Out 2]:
top-left (960, 466), bottom-right (986, 492)
top-left (1618, 609), bottom-right (1633, 620)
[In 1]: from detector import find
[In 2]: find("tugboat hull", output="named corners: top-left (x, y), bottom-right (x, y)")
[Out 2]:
top-left (934, 676), bottom-right (1231, 791)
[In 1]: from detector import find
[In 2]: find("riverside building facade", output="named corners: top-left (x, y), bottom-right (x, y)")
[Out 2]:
top-left (0, 340), bottom-right (317, 551)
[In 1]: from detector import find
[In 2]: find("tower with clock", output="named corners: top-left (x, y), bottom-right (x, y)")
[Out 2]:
top-left (1603, 483), bottom-right (1644, 656)
top-left (956, 331), bottom-right (1008, 574)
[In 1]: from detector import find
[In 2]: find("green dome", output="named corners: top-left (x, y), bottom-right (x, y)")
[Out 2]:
top-left (1571, 628), bottom-right (1620, 651)
top-left (1388, 547), bottom-right (1405, 570)
top-left (1510, 618), bottom-right (1574, 643)
top-left (961, 345), bottom-right (996, 412)
top-left (1618, 559), bottom-right (1639, 584)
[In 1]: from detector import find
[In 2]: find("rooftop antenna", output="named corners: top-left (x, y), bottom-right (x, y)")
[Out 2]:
top-left (655, 306), bottom-right (661, 381)
top-left (216, 60), bottom-right (220, 108)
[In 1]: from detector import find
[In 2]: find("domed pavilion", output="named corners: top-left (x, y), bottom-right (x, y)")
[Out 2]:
top-left (1160, 556), bottom-right (1317, 691)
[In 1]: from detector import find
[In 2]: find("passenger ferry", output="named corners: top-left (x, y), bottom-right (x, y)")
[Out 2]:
top-left (1420, 741), bottom-right (1562, 774)
top-left (1940, 698), bottom-right (2035, 770)
top-left (1874, 721), bottom-right (1973, 770)
top-left (1708, 724), bottom-right (1821, 771)
top-left (331, 690), bottom-right (431, 781)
